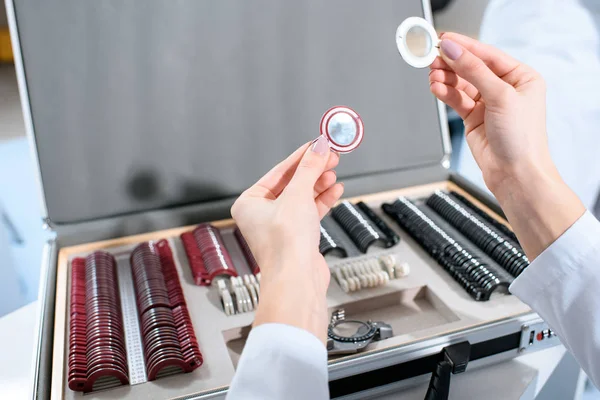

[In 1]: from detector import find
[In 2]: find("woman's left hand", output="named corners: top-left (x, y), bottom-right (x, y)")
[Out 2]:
top-left (231, 136), bottom-right (344, 343)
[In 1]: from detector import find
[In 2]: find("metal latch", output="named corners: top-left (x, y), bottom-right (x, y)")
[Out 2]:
top-left (519, 322), bottom-right (561, 354)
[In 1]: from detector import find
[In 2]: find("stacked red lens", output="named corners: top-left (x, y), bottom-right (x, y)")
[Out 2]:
top-left (68, 252), bottom-right (129, 392)
top-left (130, 239), bottom-right (202, 380)
top-left (180, 223), bottom-right (238, 286)
top-left (234, 227), bottom-right (260, 274)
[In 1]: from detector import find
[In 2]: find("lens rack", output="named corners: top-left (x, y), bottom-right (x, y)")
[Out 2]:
top-left (356, 201), bottom-right (400, 247)
top-left (68, 252), bottom-right (129, 392)
top-left (234, 228), bottom-right (260, 275)
top-left (216, 274), bottom-right (261, 316)
top-left (320, 215), bottom-right (360, 258)
top-left (331, 201), bottom-right (394, 253)
top-left (181, 223), bottom-right (239, 286)
top-left (426, 191), bottom-right (529, 277)
top-left (449, 191), bottom-right (520, 245)
top-left (330, 253), bottom-right (410, 293)
top-left (130, 240), bottom-right (203, 381)
top-left (383, 197), bottom-right (513, 301)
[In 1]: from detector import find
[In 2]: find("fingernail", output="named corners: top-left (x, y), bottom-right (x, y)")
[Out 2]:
top-left (311, 135), bottom-right (329, 156)
top-left (440, 39), bottom-right (462, 61)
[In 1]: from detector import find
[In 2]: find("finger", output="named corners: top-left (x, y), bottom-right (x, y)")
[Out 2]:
top-left (429, 68), bottom-right (480, 101)
top-left (325, 151), bottom-right (340, 172)
top-left (462, 101), bottom-right (486, 133)
top-left (440, 32), bottom-right (522, 79)
top-left (430, 56), bottom-right (451, 71)
top-left (438, 39), bottom-right (513, 108)
top-left (287, 136), bottom-right (331, 195)
top-left (253, 142), bottom-right (339, 199)
top-left (253, 142), bottom-right (310, 199)
top-left (430, 82), bottom-right (476, 120)
top-left (316, 183), bottom-right (345, 219)
top-left (314, 170), bottom-right (337, 198)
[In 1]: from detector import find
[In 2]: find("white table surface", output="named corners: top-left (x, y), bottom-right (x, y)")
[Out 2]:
top-left (0, 301), bottom-right (567, 400)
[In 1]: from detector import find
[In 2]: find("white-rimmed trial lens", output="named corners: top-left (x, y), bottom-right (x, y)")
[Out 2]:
top-left (396, 17), bottom-right (440, 68)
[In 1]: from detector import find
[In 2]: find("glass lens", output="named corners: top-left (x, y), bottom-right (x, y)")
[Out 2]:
top-left (331, 321), bottom-right (369, 338)
top-left (405, 25), bottom-right (432, 57)
top-left (327, 112), bottom-right (357, 146)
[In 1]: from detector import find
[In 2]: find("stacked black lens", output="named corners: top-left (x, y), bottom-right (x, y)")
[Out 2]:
top-left (383, 197), bottom-right (513, 301)
top-left (319, 215), bottom-right (356, 257)
top-left (449, 191), bottom-right (520, 245)
top-left (356, 202), bottom-right (400, 247)
top-left (331, 201), bottom-right (389, 253)
top-left (320, 225), bottom-right (347, 257)
top-left (426, 191), bottom-right (529, 277)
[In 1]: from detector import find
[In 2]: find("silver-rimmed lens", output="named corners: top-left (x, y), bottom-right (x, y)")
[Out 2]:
top-left (331, 321), bottom-right (369, 338)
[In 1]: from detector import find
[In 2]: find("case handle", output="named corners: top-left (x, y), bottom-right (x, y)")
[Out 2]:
top-left (424, 341), bottom-right (471, 400)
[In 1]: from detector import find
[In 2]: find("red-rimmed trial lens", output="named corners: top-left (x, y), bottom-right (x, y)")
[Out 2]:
top-left (320, 106), bottom-right (364, 154)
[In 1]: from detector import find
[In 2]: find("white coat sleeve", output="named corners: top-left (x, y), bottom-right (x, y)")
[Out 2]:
top-left (226, 323), bottom-right (329, 400)
top-left (510, 211), bottom-right (600, 387)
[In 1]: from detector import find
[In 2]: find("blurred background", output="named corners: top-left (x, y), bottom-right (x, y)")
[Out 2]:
top-left (0, 0), bottom-right (491, 318)
top-left (1, 1), bottom-right (599, 398)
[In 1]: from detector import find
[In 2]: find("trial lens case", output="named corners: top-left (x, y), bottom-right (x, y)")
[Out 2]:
top-left (5, 0), bottom-right (560, 399)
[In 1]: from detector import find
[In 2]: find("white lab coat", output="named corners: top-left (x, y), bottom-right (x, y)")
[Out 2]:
top-left (456, 0), bottom-right (600, 209)
top-left (227, 212), bottom-right (600, 398)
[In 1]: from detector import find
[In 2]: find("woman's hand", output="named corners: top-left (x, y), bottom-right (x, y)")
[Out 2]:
top-left (231, 136), bottom-right (344, 343)
top-left (429, 33), bottom-right (585, 259)
top-left (430, 32), bottom-right (551, 194)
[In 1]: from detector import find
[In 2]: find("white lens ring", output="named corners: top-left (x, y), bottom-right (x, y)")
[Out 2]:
top-left (396, 17), bottom-right (439, 69)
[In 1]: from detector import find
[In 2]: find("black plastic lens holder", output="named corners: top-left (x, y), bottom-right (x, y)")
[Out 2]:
top-left (319, 215), bottom-right (361, 258)
top-left (320, 218), bottom-right (348, 257)
top-left (449, 191), bottom-right (520, 245)
top-left (426, 191), bottom-right (529, 277)
top-left (382, 197), bottom-right (513, 301)
top-left (356, 202), bottom-right (400, 248)
top-left (331, 201), bottom-right (390, 253)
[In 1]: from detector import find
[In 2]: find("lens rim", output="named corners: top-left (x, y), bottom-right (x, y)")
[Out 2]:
top-left (395, 17), bottom-right (439, 69)
top-left (320, 106), bottom-right (364, 153)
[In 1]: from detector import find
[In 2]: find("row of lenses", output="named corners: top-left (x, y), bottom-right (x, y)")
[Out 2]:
top-left (68, 252), bottom-right (129, 393)
top-left (234, 228), bottom-right (260, 275)
top-left (130, 240), bottom-right (203, 381)
top-left (426, 191), bottom-right (529, 277)
top-left (356, 202), bottom-right (400, 247)
top-left (383, 197), bottom-right (513, 301)
top-left (320, 215), bottom-right (352, 257)
top-left (449, 191), bottom-right (520, 245)
top-left (331, 201), bottom-right (389, 253)
top-left (180, 224), bottom-right (238, 286)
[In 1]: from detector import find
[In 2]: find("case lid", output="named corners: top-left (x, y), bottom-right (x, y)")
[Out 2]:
top-left (10, 0), bottom-right (449, 226)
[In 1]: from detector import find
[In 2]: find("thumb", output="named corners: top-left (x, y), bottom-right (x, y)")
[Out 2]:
top-left (439, 38), bottom-right (512, 107)
top-left (287, 136), bottom-right (331, 195)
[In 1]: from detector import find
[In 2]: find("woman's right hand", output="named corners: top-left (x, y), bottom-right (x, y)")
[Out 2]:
top-left (429, 33), bottom-right (585, 259)
top-left (430, 32), bottom-right (553, 195)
